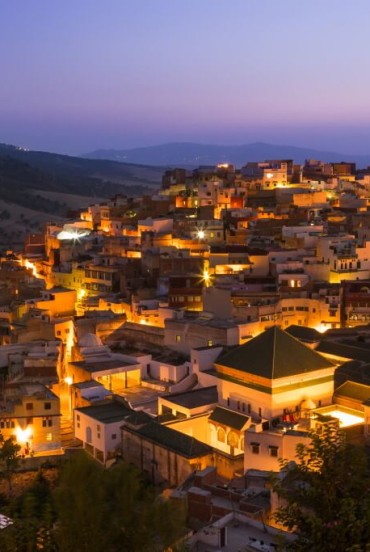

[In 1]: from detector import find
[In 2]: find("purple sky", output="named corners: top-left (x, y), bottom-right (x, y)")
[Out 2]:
top-left (1, 0), bottom-right (370, 155)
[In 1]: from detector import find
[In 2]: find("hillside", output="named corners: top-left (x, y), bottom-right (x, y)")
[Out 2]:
top-left (0, 145), bottom-right (164, 247)
top-left (0, 144), bottom-right (164, 195)
top-left (84, 141), bottom-right (370, 168)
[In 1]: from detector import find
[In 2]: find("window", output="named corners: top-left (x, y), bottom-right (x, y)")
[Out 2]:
top-left (251, 442), bottom-right (260, 454)
top-left (258, 407), bottom-right (262, 418)
top-left (248, 403), bottom-right (251, 414)
top-left (227, 431), bottom-right (239, 448)
top-left (237, 400), bottom-right (241, 411)
top-left (76, 414), bottom-right (80, 421)
top-left (269, 446), bottom-right (279, 458)
top-left (42, 418), bottom-right (52, 428)
top-left (44, 402), bottom-right (51, 410)
top-left (175, 335), bottom-right (181, 343)
top-left (112, 434), bottom-right (117, 440)
top-left (217, 427), bottom-right (226, 442)
top-left (46, 433), bottom-right (52, 441)
top-left (26, 417), bottom-right (33, 425)
top-left (227, 397), bottom-right (230, 407)
top-left (26, 403), bottom-right (33, 411)
top-left (207, 340), bottom-right (213, 347)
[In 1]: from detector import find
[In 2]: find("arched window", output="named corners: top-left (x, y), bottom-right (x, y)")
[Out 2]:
top-left (227, 431), bottom-right (239, 448)
top-left (86, 426), bottom-right (92, 443)
top-left (217, 427), bottom-right (226, 443)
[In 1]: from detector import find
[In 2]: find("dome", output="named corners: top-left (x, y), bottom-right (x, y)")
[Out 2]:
top-left (79, 333), bottom-right (103, 348)
top-left (300, 398), bottom-right (317, 411)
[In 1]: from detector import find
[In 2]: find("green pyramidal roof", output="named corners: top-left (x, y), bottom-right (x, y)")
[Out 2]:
top-left (216, 326), bottom-right (334, 379)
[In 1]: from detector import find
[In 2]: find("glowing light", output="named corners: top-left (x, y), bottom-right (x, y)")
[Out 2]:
top-left (24, 260), bottom-right (38, 277)
top-left (266, 173), bottom-right (273, 179)
top-left (15, 427), bottom-right (31, 443)
top-left (77, 288), bottom-right (86, 301)
top-left (140, 319), bottom-right (147, 325)
top-left (57, 229), bottom-right (90, 241)
top-left (318, 409), bottom-right (364, 428)
top-left (197, 230), bottom-right (205, 239)
top-left (315, 323), bottom-right (328, 334)
top-left (202, 270), bottom-right (211, 286)
top-left (64, 377), bottom-right (73, 386)
top-left (217, 163), bottom-right (230, 169)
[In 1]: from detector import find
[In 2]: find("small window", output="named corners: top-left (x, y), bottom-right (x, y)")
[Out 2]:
top-left (112, 434), bottom-right (117, 440)
top-left (175, 335), bottom-right (181, 343)
top-left (97, 424), bottom-right (101, 431)
top-left (76, 414), bottom-right (80, 421)
top-left (251, 442), bottom-right (260, 454)
top-left (227, 397), bottom-right (230, 407)
top-left (207, 340), bottom-right (213, 347)
top-left (44, 402), bottom-right (51, 410)
top-left (258, 407), bottom-right (262, 418)
top-left (269, 446), bottom-right (279, 458)
top-left (46, 433), bottom-right (52, 441)
top-left (26, 403), bottom-right (33, 411)
top-left (26, 417), bottom-right (33, 425)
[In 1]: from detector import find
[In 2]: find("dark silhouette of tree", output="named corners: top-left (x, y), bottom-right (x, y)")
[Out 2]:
top-left (54, 452), bottom-right (186, 552)
top-left (0, 432), bottom-right (21, 491)
top-left (0, 468), bottom-right (57, 551)
top-left (273, 425), bottom-right (370, 551)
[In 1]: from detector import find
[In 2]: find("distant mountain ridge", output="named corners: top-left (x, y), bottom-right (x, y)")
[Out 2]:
top-left (83, 141), bottom-right (370, 168)
top-left (0, 143), bottom-right (164, 197)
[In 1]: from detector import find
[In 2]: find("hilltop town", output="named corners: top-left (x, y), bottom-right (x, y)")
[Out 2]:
top-left (2, 157), bottom-right (370, 549)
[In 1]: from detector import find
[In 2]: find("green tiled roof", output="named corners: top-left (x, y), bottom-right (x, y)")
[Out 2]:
top-left (286, 325), bottom-right (322, 343)
top-left (209, 406), bottom-right (250, 430)
top-left (76, 401), bottom-right (133, 423)
top-left (334, 381), bottom-right (370, 403)
top-left (128, 421), bottom-right (212, 458)
top-left (216, 326), bottom-right (333, 380)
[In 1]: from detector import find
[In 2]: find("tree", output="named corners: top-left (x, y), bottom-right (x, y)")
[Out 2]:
top-left (273, 424), bottom-right (370, 551)
top-left (0, 432), bottom-right (21, 491)
top-left (54, 452), bottom-right (186, 552)
top-left (0, 469), bottom-right (57, 552)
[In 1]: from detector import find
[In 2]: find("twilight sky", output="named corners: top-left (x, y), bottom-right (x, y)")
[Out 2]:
top-left (1, 0), bottom-right (370, 155)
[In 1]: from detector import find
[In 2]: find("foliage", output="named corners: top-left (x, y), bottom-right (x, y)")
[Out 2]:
top-left (0, 453), bottom-right (185, 550)
top-left (0, 470), bottom-right (56, 551)
top-left (53, 452), bottom-right (186, 552)
top-left (0, 432), bottom-right (21, 491)
top-left (273, 424), bottom-right (370, 551)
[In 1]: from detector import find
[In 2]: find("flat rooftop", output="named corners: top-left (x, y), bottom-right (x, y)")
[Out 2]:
top-left (70, 359), bottom-right (134, 373)
top-left (162, 386), bottom-right (218, 409)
